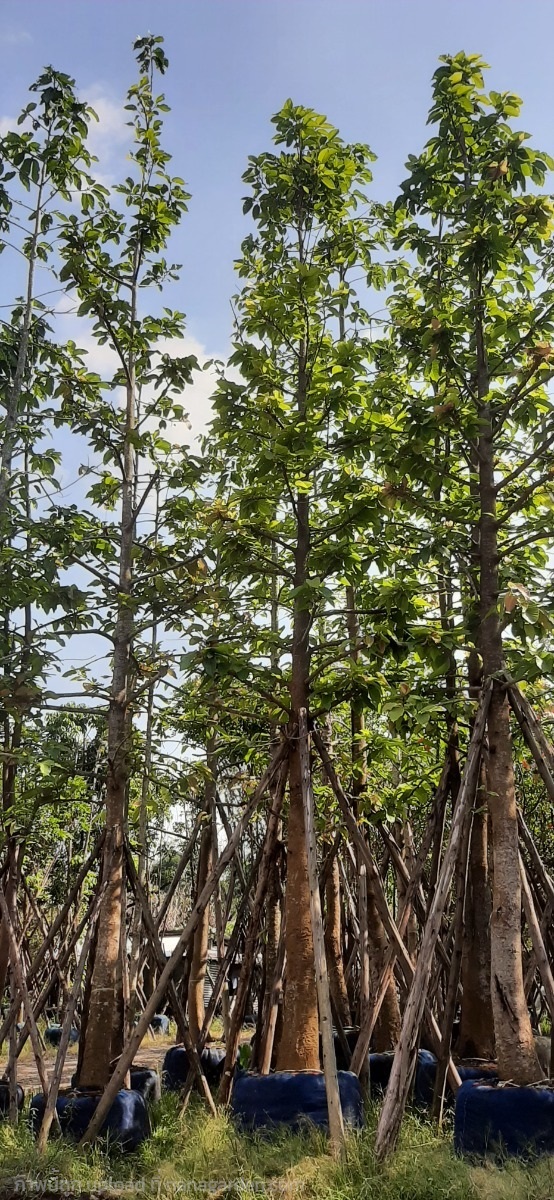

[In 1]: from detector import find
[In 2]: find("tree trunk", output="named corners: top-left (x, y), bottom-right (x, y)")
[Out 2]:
top-left (324, 858), bottom-right (351, 1030)
top-left (276, 328), bottom-right (319, 1072)
top-left (476, 312), bottom-right (540, 1085)
top-left (76, 292), bottom-right (137, 1090)
top-left (366, 875), bottom-right (401, 1051)
top-left (458, 786), bottom-right (495, 1058)
top-left (345, 583), bottom-right (400, 1047)
top-left (188, 799), bottom-right (214, 1043)
top-left (277, 746), bottom-right (319, 1070)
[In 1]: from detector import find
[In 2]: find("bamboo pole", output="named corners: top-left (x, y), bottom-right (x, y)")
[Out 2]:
top-left (78, 739), bottom-right (289, 1146)
top-left (374, 681), bottom-right (491, 1160)
top-left (298, 710), bottom-right (344, 1155)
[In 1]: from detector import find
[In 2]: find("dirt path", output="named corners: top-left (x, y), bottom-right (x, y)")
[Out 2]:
top-left (0, 1040), bottom-right (171, 1094)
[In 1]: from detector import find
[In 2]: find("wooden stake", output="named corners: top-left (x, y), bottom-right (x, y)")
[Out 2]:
top-left (350, 764), bottom-right (449, 1076)
top-left (259, 916), bottom-right (286, 1075)
top-left (298, 709), bottom-right (345, 1156)
top-left (124, 843), bottom-right (217, 1117)
top-left (431, 801), bottom-right (473, 1123)
top-left (520, 853), bottom-right (554, 1033)
top-left (218, 762), bottom-right (287, 1104)
top-left (0, 887), bottom-right (54, 1113)
top-left (358, 864), bottom-right (370, 1028)
top-left (37, 884), bottom-right (105, 1152)
top-left (508, 683), bottom-right (554, 801)
top-left (374, 680), bottom-right (491, 1160)
top-left (0, 833), bottom-right (104, 1052)
top-left (7, 969), bottom-right (18, 1125)
top-left (313, 727), bottom-right (460, 1091)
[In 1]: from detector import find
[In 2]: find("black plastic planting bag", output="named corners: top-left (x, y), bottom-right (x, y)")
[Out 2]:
top-left (30, 1088), bottom-right (150, 1152)
top-left (231, 1069), bottom-right (363, 1133)
top-left (162, 1044), bottom-right (225, 1091)
top-left (455, 1079), bottom-right (554, 1158)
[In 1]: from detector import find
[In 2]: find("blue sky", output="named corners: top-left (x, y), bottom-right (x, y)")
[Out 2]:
top-left (1, 0), bottom-right (552, 709)
top-left (2, 0), bottom-right (554, 369)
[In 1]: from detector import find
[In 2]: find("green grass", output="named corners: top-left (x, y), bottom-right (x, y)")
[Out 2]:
top-left (0, 1097), bottom-right (554, 1199)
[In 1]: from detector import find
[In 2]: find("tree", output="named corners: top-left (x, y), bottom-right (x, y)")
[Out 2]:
top-left (209, 101), bottom-right (384, 1070)
top-left (0, 72), bottom-right (100, 1005)
top-left (58, 34), bottom-right (199, 1089)
top-left (383, 51), bottom-right (554, 1081)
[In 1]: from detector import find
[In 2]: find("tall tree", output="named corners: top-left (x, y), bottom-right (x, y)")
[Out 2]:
top-left (383, 51), bottom-right (554, 1081)
top-left (58, 35), bottom-right (198, 1088)
top-left (209, 101), bottom-right (384, 1070)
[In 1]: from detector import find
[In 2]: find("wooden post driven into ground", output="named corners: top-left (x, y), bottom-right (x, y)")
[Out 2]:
top-left (298, 709), bottom-right (345, 1155)
top-left (0, 888), bottom-right (54, 1116)
top-left (508, 682), bottom-right (554, 801)
top-left (124, 843), bottom-right (217, 1116)
top-left (374, 681), bottom-right (491, 1160)
top-left (218, 761), bottom-right (287, 1105)
top-left (78, 739), bottom-right (289, 1147)
top-left (313, 726), bottom-right (460, 1091)
top-left (37, 884), bottom-right (106, 1152)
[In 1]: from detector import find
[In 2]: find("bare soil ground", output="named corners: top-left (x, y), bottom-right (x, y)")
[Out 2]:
top-left (0, 1038), bottom-right (172, 1094)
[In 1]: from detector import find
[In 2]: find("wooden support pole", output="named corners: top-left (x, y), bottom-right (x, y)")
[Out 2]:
top-left (431, 801), bottom-right (473, 1124)
top-left (358, 864), bottom-right (369, 1029)
top-left (350, 766), bottom-right (449, 1076)
top-left (313, 728), bottom-right (461, 1092)
top-left (78, 739), bottom-right (289, 1147)
top-left (154, 813), bottom-right (203, 932)
top-left (37, 885), bottom-right (105, 1152)
top-left (518, 811), bottom-right (554, 904)
top-left (124, 843), bottom-right (217, 1117)
top-left (7, 969), bottom-right (18, 1124)
top-left (298, 710), bottom-right (345, 1155)
top-left (0, 888), bottom-right (54, 1112)
top-left (374, 681), bottom-right (491, 1160)
top-left (0, 833), bottom-right (104, 1052)
top-left (15, 884), bottom-right (100, 1058)
top-left (520, 853), bottom-right (554, 1035)
top-left (259, 915), bottom-right (286, 1075)
top-left (218, 762), bottom-right (287, 1104)
top-left (508, 684), bottom-right (554, 801)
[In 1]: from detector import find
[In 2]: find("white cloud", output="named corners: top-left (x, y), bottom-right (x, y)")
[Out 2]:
top-left (0, 29), bottom-right (31, 47)
top-left (155, 334), bottom-right (218, 446)
top-left (57, 318), bottom-right (218, 446)
top-left (80, 85), bottom-right (130, 186)
top-left (0, 82), bottom-right (128, 164)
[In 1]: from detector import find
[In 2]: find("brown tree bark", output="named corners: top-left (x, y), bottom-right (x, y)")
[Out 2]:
top-left (366, 875), bottom-right (401, 1051)
top-left (76, 275), bottom-right (138, 1090)
top-left (188, 786), bottom-right (215, 1043)
top-left (476, 307), bottom-right (540, 1084)
top-left (346, 584), bottom-right (400, 1048)
top-left (276, 333), bottom-right (319, 1072)
top-left (458, 785), bottom-right (495, 1059)
top-left (324, 858), bottom-right (351, 1030)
